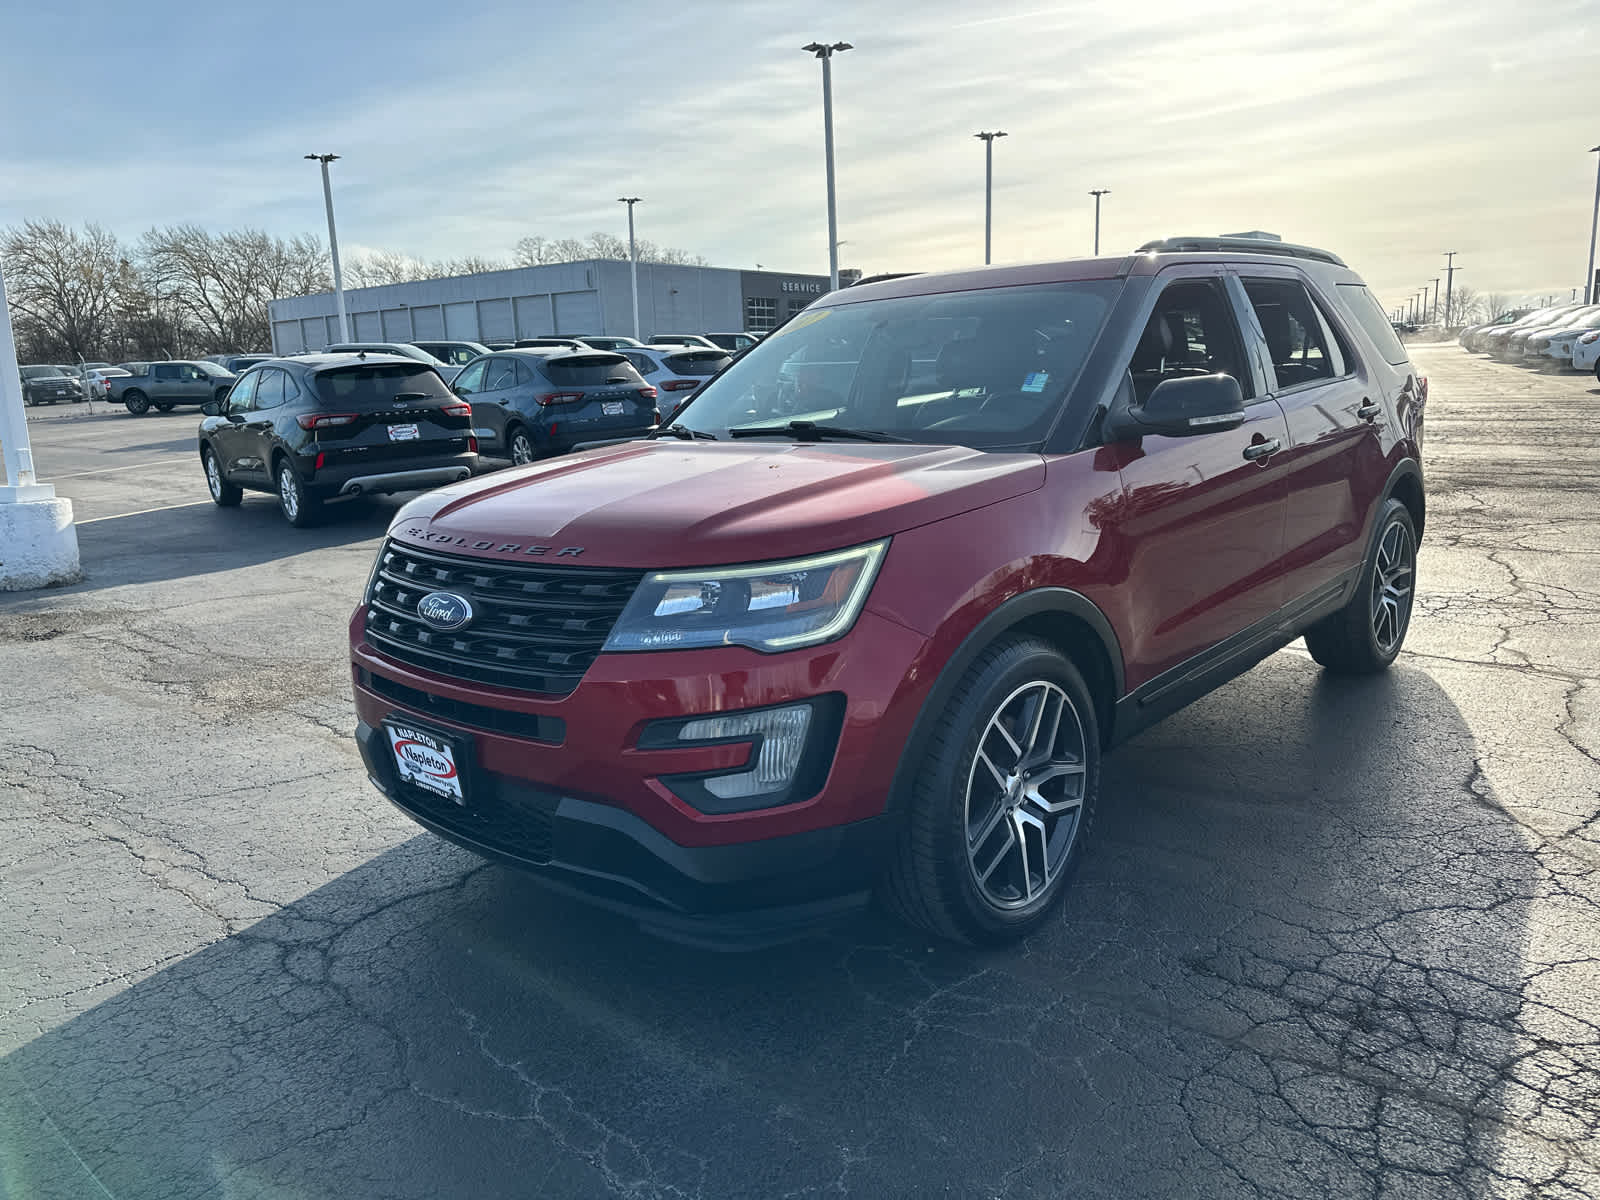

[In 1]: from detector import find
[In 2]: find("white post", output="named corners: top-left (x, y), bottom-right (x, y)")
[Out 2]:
top-left (0, 265), bottom-right (81, 588)
top-left (1585, 146), bottom-right (1600, 305)
top-left (309, 154), bottom-right (350, 342)
top-left (619, 197), bottom-right (641, 340)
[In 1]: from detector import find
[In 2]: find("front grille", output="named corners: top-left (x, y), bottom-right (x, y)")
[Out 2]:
top-left (392, 773), bottom-right (556, 864)
top-left (365, 540), bottom-right (644, 695)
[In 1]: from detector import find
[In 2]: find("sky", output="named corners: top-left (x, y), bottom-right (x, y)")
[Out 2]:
top-left (2, 0), bottom-right (1596, 315)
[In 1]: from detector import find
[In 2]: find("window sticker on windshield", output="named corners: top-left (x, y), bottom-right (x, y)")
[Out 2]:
top-left (772, 309), bottom-right (832, 338)
top-left (1021, 372), bottom-right (1049, 393)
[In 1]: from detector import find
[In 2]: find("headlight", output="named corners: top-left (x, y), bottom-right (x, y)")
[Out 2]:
top-left (604, 539), bottom-right (889, 653)
top-left (1581, 331), bottom-right (1600, 344)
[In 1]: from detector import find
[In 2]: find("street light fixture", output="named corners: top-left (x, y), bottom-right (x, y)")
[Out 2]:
top-left (1586, 145), bottom-right (1600, 304)
top-left (305, 154), bottom-right (349, 343)
top-left (618, 197), bottom-right (642, 340)
top-left (975, 132), bottom-right (1007, 265)
top-left (1089, 189), bottom-right (1111, 255)
top-left (802, 41), bottom-right (852, 290)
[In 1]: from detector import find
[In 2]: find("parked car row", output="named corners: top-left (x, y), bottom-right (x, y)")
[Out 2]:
top-left (1459, 304), bottom-right (1600, 375)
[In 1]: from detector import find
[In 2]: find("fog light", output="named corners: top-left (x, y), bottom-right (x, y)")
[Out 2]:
top-left (679, 703), bottom-right (812, 800)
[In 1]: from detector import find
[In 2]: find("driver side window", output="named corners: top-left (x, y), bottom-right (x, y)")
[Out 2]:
top-left (1127, 279), bottom-right (1252, 404)
top-left (452, 360), bottom-right (487, 395)
top-left (227, 371), bottom-right (259, 413)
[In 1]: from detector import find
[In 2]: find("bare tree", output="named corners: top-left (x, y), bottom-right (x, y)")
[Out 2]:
top-left (1, 219), bottom-right (128, 361)
top-left (347, 249), bottom-right (507, 286)
top-left (511, 231), bottom-right (705, 267)
top-left (1447, 285), bottom-right (1484, 326)
top-left (139, 225), bottom-right (331, 352)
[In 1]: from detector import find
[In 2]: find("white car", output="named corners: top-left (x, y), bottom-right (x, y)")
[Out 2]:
top-left (618, 346), bottom-right (732, 403)
top-left (1537, 311), bottom-right (1600, 366)
top-left (1571, 329), bottom-right (1600, 373)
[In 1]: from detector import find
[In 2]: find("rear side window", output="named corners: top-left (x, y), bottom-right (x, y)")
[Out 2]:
top-left (313, 364), bottom-right (451, 408)
top-left (1337, 283), bottom-right (1410, 366)
top-left (542, 355), bottom-right (644, 387)
top-left (255, 370), bottom-right (286, 410)
top-left (664, 351), bottom-right (731, 377)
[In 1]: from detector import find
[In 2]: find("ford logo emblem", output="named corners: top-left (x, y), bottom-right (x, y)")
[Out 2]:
top-left (416, 591), bottom-right (474, 631)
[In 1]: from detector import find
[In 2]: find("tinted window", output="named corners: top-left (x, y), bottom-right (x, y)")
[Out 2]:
top-left (541, 355), bottom-right (644, 387)
top-left (1336, 283), bottom-right (1410, 366)
top-left (313, 364), bottom-right (452, 408)
top-left (515, 360), bottom-right (535, 386)
top-left (484, 358), bottom-right (518, 391)
top-left (664, 351), bottom-right (731, 377)
top-left (254, 370), bottom-right (285, 410)
top-left (677, 280), bottom-right (1119, 448)
top-left (1128, 279), bottom-right (1252, 404)
top-left (153, 364), bottom-right (179, 381)
top-left (1242, 278), bottom-right (1335, 389)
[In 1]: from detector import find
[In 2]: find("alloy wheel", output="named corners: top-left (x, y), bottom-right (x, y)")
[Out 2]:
top-left (963, 680), bottom-right (1088, 910)
top-left (278, 466), bottom-right (299, 520)
top-left (510, 432), bottom-right (534, 465)
top-left (205, 452), bottom-right (223, 499)
top-left (1370, 518), bottom-right (1415, 657)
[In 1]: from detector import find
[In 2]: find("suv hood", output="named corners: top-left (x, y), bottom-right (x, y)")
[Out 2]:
top-left (389, 440), bottom-right (1045, 568)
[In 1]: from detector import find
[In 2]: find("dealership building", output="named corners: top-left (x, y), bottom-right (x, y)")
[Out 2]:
top-left (267, 261), bottom-right (837, 353)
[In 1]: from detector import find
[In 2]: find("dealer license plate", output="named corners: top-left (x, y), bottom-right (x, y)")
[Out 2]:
top-left (385, 722), bottom-right (464, 803)
top-left (601, 401), bottom-right (625, 416)
top-left (388, 423), bottom-right (420, 441)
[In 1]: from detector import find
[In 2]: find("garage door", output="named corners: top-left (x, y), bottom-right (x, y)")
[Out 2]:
top-left (553, 291), bottom-right (601, 334)
top-left (411, 306), bottom-right (445, 339)
top-left (381, 309), bottom-right (413, 340)
top-left (514, 295), bottom-right (552, 338)
top-left (354, 311), bottom-right (382, 340)
top-left (273, 321), bottom-right (304, 353)
top-left (444, 303), bottom-right (476, 339)
top-left (477, 299), bottom-right (514, 342)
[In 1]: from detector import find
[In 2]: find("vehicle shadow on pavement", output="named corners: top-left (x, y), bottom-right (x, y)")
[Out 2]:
top-left (50, 495), bottom-right (406, 593)
top-left (0, 655), bottom-right (1560, 1198)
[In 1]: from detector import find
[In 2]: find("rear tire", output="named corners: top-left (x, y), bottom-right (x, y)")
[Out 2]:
top-left (1303, 498), bottom-right (1417, 674)
top-left (124, 390), bottom-right (150, 415)
top-left (275, 458), bottom-right (321, 528)
top-left (203, 446), bottom-right (242, 507)
top-left (883, 636), bottom-right (1101, 945)
top-left (507, 426), bottom-right (536, 466)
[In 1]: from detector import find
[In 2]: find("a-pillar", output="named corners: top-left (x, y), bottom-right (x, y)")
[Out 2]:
top-left (0, 265), bottom-right (81, 590)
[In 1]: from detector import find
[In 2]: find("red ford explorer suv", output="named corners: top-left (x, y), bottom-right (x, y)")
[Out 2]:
top-left (350, 236), bottom-right (1426, 947)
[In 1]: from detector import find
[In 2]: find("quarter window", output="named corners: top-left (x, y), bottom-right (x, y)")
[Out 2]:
top-left (1241, 278), bottom-right (1336, 390)
top-left (1336, 282), bottom-right (1410, 366)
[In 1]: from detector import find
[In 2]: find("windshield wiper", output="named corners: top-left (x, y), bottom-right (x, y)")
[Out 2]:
top-left (727, 420), bottom-right (908, 444)
top-left (654, 423), bottom-right (718, 441)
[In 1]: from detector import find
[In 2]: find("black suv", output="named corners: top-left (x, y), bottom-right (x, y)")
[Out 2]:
top-left (198, 353), bottom-right (477, 527)
top-left (20, 365), bottom-right (80, 406)
top-left (450, 349), bottom-right (659, 465)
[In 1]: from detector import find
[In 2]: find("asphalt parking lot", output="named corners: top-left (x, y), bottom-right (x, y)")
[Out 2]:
top-left (3, 348), bottom-right (1597, 1199)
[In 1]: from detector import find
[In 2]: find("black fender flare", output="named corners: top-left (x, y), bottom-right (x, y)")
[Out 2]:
top-left (882, 587), bottom-right (1125, 822)
top-left (1380, 455), bottom-right (1425, 540)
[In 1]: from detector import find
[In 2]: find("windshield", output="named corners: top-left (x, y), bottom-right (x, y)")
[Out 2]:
top-left (670, 281), bottom-right (1118, 448)
top-left (20, 366), bottom-right (65, 378)
top-left (193, 361), bottom-right (232, 377)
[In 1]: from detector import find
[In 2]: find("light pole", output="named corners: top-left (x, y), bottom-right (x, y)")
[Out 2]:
top-left (1586, 145), bottom-right (1600, 304)
top-left (618, 197), bottom-right (642, 340)
top-left (305, 154), bottom-right (349, 343)
top-left (1431, 277), bottom-right (1440, 323)
top-left (1443, 251), bottom-right (1458, 327)
top-left (803, 41), bottom-right (852, 290)
top-left (1089, 189), bottom-right (1111, 255)
top-left (975, 132), bottom-right (1007, 265)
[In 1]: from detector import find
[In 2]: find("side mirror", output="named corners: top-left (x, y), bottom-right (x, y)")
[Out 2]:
top-left (1105, 373), bottom-right (1245, 441)
top-left (201, 401), bottom-right (221, 416)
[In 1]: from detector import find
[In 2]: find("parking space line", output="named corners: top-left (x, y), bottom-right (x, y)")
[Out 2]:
top-left (76, 500), bottom-right (212, 525)
top-left (54, 456), bottom-right (193, 479)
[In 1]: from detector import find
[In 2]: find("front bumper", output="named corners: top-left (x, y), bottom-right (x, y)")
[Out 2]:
top-left (350, 605), bottom-right (933, 944)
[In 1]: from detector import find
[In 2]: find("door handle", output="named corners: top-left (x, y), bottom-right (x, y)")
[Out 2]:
top-left (1357, 398), bottom-right (1381, 422)
top-left (1242, 438), bottom-right (1281, 461)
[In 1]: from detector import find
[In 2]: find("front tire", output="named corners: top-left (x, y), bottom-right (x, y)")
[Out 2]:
top-left (275, 459), bottom-right (321, 527)
top-left (124, 390), bottom-right (150, 415)
top-left (1303, 498), bottom-right (1417, 674)
top-left (203, 446), bottom-right (242, 507)
top-left (884, 636), bottom-right (1101, 945)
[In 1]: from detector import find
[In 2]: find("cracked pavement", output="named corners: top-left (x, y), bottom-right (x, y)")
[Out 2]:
top-left (1, 348), bottom-right (1597, 1198)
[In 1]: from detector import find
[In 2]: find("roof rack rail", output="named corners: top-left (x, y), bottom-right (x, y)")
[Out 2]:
top-left (1136, 237), bottom-right (1346, 267)
top-left (849, 272), bottom-right (923, 286)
